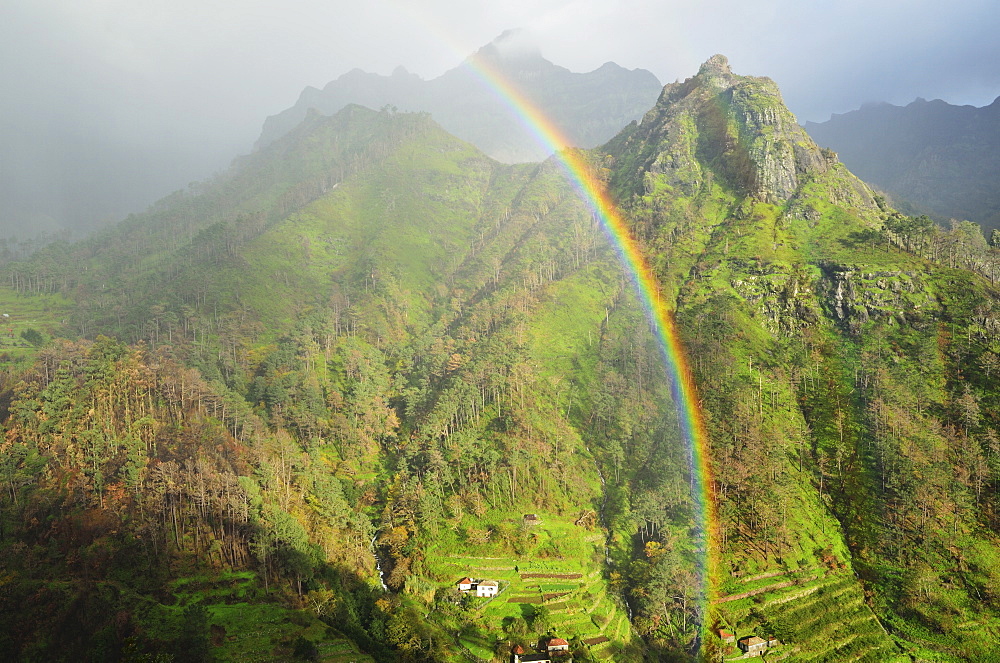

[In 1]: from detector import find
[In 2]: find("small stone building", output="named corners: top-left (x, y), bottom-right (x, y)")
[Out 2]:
top-left (738, 635), bottom-right (767, 656)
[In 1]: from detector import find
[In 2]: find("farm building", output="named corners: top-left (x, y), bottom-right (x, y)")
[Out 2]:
top-left (476, 580), bottom-right (499, 597)
top-left (738, 635), bottom-right (767, 656)
top-left (513, 655), bottom-right (550, 663)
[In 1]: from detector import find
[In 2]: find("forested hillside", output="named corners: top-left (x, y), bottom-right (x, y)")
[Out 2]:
top-left (2, 55), bottom-right (1000, 663)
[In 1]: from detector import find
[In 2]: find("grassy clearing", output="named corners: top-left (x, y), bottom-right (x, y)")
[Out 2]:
top-left (0, 288), bottom-right (72, 361)
top-left (127, 570), bottom-right (374, 663)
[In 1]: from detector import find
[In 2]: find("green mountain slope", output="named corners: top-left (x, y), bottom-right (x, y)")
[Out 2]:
top-left (1, 104), bottom-right (671, 662)
top-left (600, 54), bottom-right (1000, 661)
top-left (3, 56), bottom-right (1000, 663)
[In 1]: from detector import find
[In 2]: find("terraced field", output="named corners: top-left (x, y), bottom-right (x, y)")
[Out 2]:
top-left (426, 514), bottom-right (639, 661)
top-left (0, 288), bottom-right (71, 360)
top-left (715, 569), bottom-right (909, 662)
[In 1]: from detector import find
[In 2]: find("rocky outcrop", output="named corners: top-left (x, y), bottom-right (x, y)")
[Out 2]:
top-left (817, 264), bottom-right (937, 333)
top-left (730, 262), bottom-right (822, 335)
top-left (607, 55), bottom-right (872, 206)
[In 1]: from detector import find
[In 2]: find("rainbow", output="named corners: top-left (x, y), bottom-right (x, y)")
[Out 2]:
top-left (457, 52), bottom-right (721, 613)
top-left (380, 6), bottom-right (719, 631)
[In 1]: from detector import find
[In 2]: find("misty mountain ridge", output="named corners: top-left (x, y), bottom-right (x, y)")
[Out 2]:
top-left (804, 95), bottom-right (1000, 234)
top-left (255, 30), bottom-right (663, 163)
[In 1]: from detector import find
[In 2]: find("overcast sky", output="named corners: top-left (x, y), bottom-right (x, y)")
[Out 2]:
top-left (2, 0), bottom-right (998, 235)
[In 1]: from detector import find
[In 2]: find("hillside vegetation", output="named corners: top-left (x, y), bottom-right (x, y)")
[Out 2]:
top-left (2, 56), bottom-right (1000, 663)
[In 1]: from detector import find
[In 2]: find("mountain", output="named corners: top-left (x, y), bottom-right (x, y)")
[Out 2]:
top-left (255, 30), bottom-right (663, 163)
top-left (804, 97), bottom-right (1000, 234)
top-left (3, 54), bottom-right (1000, 663)
top-left (604, 54), bottom-right (1000, 661)
top-left (1, 102), bottom-right (655, 662)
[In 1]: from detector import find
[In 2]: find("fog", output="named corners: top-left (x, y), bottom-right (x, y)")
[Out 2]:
top-left (2, 0), bottom-right (997, 239)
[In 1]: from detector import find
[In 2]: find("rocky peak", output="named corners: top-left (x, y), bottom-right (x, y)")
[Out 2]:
top-left (696, 54), bottom-right (735, 90)
top-left (610, 55), bottom-right (856, 204)
top-left (699, 54), bottom-right (732, 76)
top-left (472, 29), bottom-right (546, 66)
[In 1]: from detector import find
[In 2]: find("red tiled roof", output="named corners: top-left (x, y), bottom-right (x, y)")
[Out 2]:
top-left (457, 577), bottom-right (473, 584)
top-left (548, 637), bottom-right (569, 646)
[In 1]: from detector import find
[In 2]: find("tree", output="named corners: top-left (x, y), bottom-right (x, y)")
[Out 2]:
top-left (292, 635), bottom-right (319, 661)
top-left (174, 604), bottom-right (211, 663)
top-left (530, 604), bottom-right (551, 632)
top-left (20, 327), bottom-right (44, 347)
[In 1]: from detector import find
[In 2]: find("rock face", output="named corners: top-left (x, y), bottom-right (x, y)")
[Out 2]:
top-left (607, 54), bottom-right (838, 204)
top-left (255, 31), bottom-right (662, 164)
top-left (817, 265), bottom-right (935, 333)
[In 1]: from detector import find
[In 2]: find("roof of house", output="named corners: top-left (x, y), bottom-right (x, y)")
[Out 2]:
top-left (547, 637), bottom-right (569, 646)
top-left (739, 636), bottom-right (766, 646)
top-left (478, 580), bottom-right (498, 587)
top-left (457, 577), bottom-right (473, 584)
top-left (519, 656), bottom-right (551, 662)
top-left (512, 644), bottom-right (525, 654)
top-left (719, 629), bottom-right (734, 637)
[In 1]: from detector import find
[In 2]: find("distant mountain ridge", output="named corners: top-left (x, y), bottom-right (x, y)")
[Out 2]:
top-left (804, 96), bottom-right (1000, 233)
top-left (256, 30), bottom-right (662, 163)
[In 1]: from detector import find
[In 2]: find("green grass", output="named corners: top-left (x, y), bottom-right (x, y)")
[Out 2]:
top-left (0, 288), bottom-right (72, 361)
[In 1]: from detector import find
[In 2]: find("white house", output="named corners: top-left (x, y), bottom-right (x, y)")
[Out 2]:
top-left (476, 580), bottom-right (499, 597)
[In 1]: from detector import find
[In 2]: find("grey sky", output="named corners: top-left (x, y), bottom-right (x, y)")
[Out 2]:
top-left (2, 0), bottom-right (998, 235)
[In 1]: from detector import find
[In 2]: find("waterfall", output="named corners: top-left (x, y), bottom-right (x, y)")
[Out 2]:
top-left (370, 535), bottom-right (389, 591)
